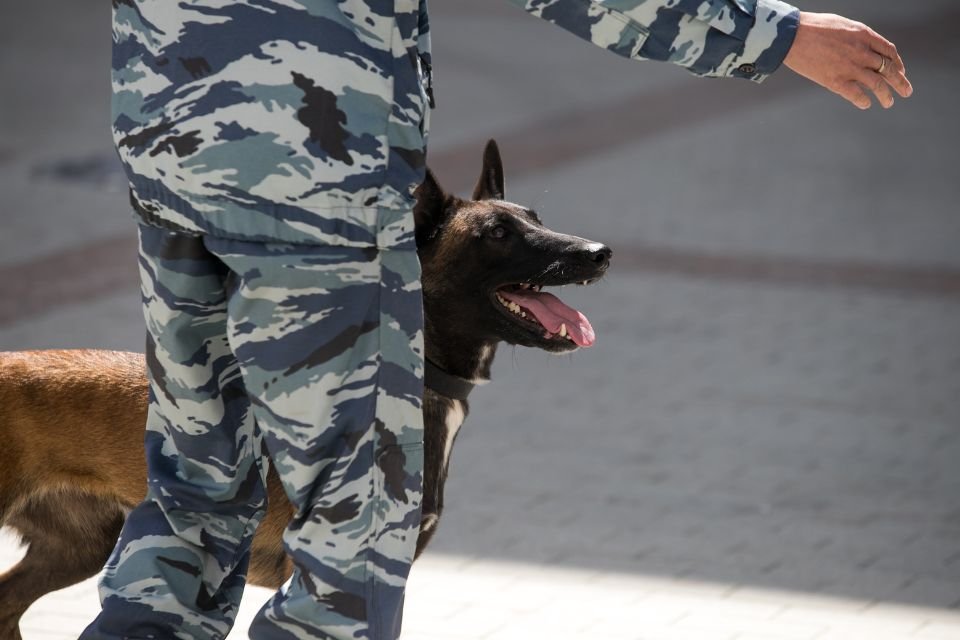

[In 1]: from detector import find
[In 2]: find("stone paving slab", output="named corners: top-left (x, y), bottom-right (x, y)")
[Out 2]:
top-left (3, 0), bottom-right (960, 639)
top-left (5, 268), bottom-right (958, 638)
top-left (6, 535), bottom-right (960, 640)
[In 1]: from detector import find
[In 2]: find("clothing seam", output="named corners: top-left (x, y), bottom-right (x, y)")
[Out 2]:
top-left (567, 0), bottom-right (649, 34)
top-left (365, 4), bottom-right (399, 628)
top-left (133, 186), bottom-right (410, 213)
top-left (130, 192), bottom-right (417, 250)
top-left (377, 5), bottom-right (400, 242)
top-left (366, 247), bottom-right (385, 639)
top-left (532, 0), bottom-right (651, 60)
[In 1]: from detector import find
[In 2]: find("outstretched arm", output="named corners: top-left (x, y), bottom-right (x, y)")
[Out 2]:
top-left (507, 0), bottom-right (912, 108)
top-left (506, 0), bottom-right (801, 82)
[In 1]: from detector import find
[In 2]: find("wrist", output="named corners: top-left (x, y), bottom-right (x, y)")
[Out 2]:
top-left (719, 0), bottom-right (801, 83)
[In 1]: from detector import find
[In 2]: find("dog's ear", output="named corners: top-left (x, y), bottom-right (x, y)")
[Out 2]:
top-left (472, 139), bottom-right (505, 201)
top-left (414, 168), bottom-right (449, 247)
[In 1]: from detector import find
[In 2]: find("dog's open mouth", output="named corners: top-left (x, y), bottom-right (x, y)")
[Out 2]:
top-left (493, 283), bottom-right (596, 347)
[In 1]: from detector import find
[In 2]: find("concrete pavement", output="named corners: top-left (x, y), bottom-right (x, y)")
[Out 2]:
top-left (2, 0), bottom-right (959, 638)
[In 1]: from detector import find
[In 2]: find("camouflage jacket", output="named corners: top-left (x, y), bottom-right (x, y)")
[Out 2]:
top-left (112, 0), bottom-right (798, 249)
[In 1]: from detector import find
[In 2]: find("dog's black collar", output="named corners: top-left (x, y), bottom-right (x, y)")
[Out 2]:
top-left (424, 358), bottom-right (475, 402)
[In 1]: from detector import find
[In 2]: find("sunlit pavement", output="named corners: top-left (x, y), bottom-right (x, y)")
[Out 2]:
top-left (5, 530), bottom-right (959, 640)
top-left (3, 0), bottom-right (960, 639)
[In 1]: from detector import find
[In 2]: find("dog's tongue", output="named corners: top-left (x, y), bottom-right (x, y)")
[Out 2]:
top-left (500, 289), bottom-right (596, 347)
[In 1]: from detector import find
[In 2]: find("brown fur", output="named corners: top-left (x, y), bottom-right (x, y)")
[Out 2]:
top-left (0, 350), bottom-right (295, 638)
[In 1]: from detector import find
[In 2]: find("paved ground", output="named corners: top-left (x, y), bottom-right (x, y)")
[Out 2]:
top-left (2, 0), bottom-right (960, 638)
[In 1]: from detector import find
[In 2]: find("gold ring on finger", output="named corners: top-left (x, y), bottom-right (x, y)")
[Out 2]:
top-left (876, 55), bottom-right (887, 75)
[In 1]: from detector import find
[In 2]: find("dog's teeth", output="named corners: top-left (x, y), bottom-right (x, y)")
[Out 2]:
top-left (497, 295), bottom-right (530, 318)
top-left (559, 324), bottom-right (567, 338)
top-left (581, 280), bottom-right (590, 286)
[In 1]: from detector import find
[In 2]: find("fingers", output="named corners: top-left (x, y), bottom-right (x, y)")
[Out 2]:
top-left (867, 29), bottom-right (906, 76)
top-left (863, 28), bottom-right (913, 98)
top-left (887, 67), bottom-right (913, 98)
top-left (859, 69), bottom-right (895, 109)
top-left (784, 12), bottom-right (914, 109)
top-left (836, 80), bottom-right (871, 111)
top-left (874, 53), bottom-right (913, 99)
top-left (854, 48), bottom-right (911, 106)
top-left (847, 30), bottom-right (912, 109)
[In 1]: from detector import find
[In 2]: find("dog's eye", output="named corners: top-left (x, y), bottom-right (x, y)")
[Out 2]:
top-left (489, 225), bottom-right (508, 239)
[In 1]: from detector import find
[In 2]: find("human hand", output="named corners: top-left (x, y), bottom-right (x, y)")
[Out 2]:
top-left (783, 12), bottom-right (913, 110)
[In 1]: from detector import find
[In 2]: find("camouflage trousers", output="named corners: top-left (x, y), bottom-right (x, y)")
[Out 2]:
top-left (81, 223), bottom-right (425, 640)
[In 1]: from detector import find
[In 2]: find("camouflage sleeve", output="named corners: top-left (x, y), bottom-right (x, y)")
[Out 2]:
top-left (506, 0), bottom-right (801, 82)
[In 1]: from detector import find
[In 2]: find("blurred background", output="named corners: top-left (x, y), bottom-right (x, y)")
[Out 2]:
top-left (2, 1), bottom-right (959, 638)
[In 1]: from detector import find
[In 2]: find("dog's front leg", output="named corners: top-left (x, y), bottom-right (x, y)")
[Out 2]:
top-left (415, 392), bottom-right (466, 558)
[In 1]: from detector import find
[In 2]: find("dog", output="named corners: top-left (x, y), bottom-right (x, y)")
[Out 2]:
top-left (0, 140), bottom-right (610, 638)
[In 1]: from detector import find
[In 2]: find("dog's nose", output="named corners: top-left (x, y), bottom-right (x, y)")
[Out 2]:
top-left (583, 242), bottom-right (612, 270)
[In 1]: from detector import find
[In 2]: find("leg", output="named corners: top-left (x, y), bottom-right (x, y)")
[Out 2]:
top-left (81, 225), bottom-right (267, 640)
top-left (0, 492), bottom-right (124, 640)
top-left (209, 238), bottom-right (424, 640)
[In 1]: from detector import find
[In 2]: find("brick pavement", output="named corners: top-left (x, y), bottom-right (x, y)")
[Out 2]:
top-left (3, 0), bottom-right (960, 639)
top-left (7, 535), bottom-right (960, 639)
top-left (5, 269), bottom-right (959, 639)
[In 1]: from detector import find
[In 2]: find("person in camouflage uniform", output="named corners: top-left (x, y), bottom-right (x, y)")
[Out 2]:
top-left (83, 1), bottom-right (911, 639)
top-left (87, 226), bottom-right (423, 640)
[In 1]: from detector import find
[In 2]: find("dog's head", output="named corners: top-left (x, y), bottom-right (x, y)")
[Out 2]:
top-left (415, 140), bottom-right (610, 355)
